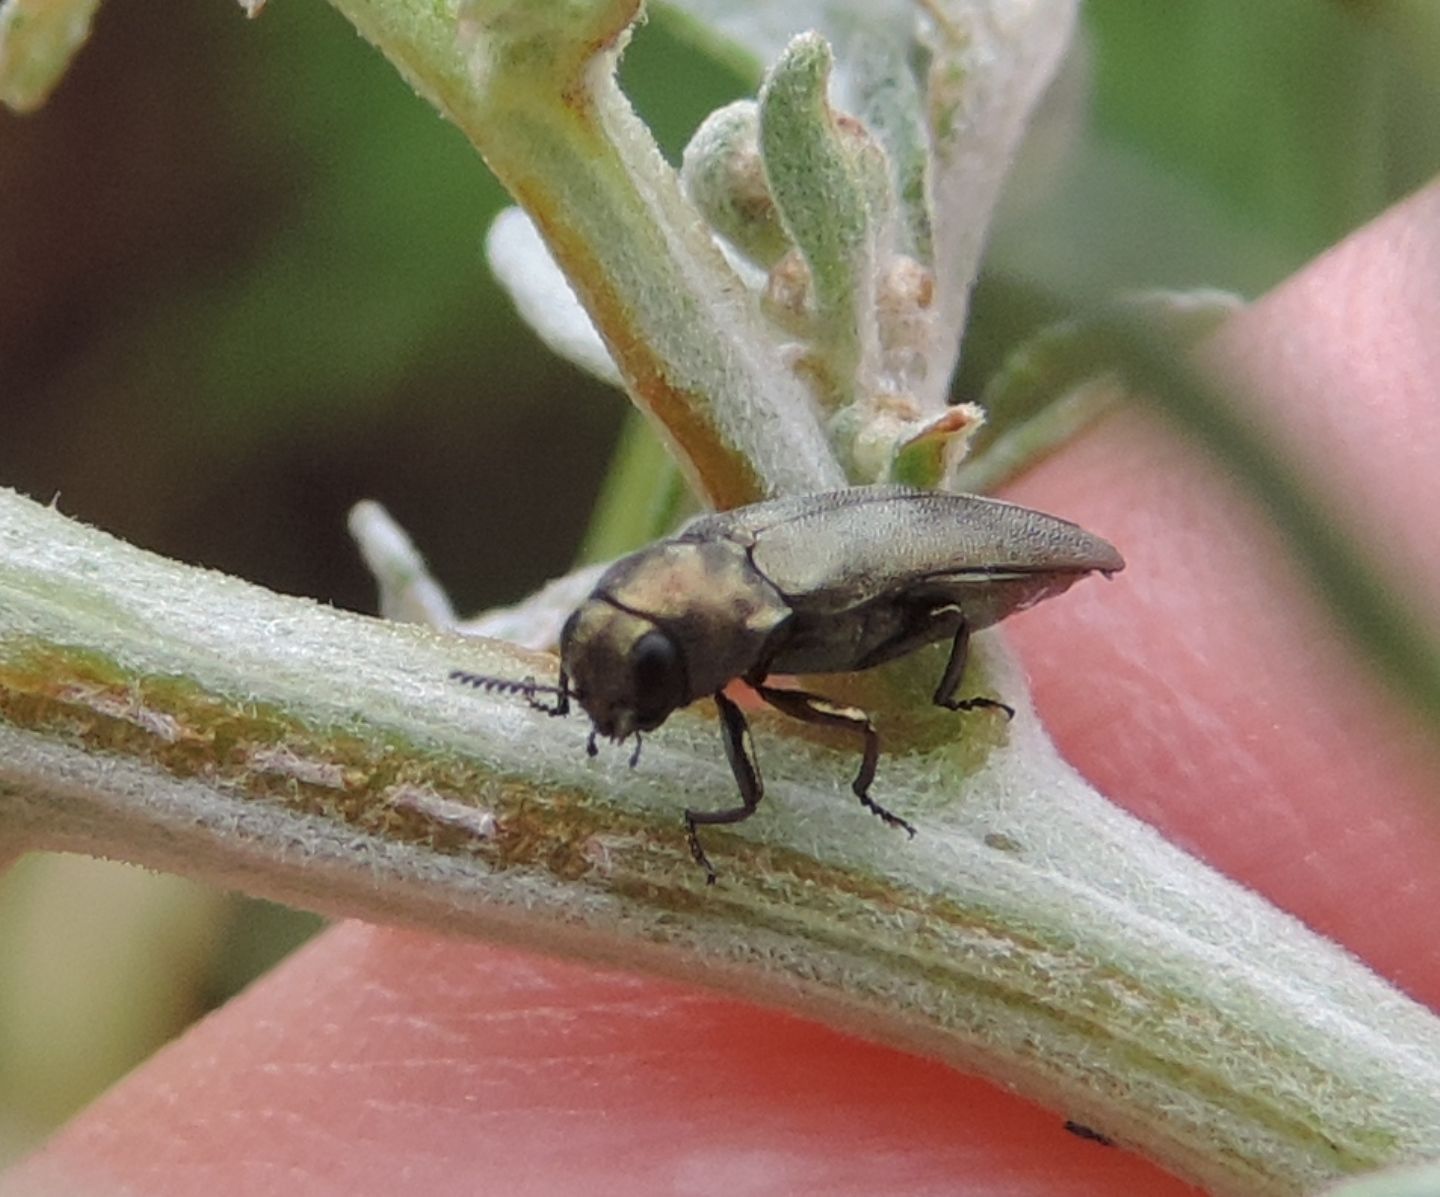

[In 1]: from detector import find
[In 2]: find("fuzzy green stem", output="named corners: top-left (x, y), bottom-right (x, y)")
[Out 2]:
top-left (321, 0), bottom-right (840, 506)
top-left (760, 33), bottom-right (885, 404)
top-left (0, 0), bottom-right (102, 113)
top-left (5, 489), bottom-right (1440, 1196)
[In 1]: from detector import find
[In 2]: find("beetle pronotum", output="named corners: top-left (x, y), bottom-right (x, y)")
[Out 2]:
top-left (454, 485), bottom-right (1122, 881)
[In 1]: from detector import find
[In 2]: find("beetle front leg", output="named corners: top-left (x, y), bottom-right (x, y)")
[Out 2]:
top-left (933, 620), bottom-right (1015, 719)
top-left (753, 683), bottom-right (916, 838)
top-left (526, 667), bottom-right (572, 718)
top-left (684, 689), bottom-right (764, 885)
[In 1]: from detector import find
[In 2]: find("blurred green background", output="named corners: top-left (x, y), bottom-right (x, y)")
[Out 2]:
top-left (2, 0), bottom-right (1437, 1166)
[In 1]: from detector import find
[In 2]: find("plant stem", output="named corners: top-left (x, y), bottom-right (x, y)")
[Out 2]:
top-left (4, 488), bottom-right (1439, 1196)
top-left (322, 0), bottom-right (841, 506)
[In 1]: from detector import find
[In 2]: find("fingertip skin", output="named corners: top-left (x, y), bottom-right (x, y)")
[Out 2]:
top-left (1002, 181), bottom-right (1440, 1009)
top-left (5, 924), bottom-right (1199, 1197)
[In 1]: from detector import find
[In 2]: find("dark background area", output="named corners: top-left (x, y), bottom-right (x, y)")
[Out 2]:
top-left (3, 0), bottom-right (1437, 1162)
top-left (1, 0), bottom-right (708, 616)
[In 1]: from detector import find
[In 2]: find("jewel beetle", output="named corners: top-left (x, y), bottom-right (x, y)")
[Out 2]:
top-left (453, 484), bottom-right (1123, 881)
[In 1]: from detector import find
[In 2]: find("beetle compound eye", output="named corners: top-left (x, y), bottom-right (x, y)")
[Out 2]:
top-left (632, 630), bottom-right (681, 690)
top-left (629, 629), bottom-right (686, 729)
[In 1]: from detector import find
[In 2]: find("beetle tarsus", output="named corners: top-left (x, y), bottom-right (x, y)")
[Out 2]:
top-left (526, 692), bottom-right (570, 717)
top-left (858, 791), bottom-right (917, 837)
top-left (529, 667), bottom-right (574, 717)
top-left (684, 814), bottom-right (720, 885)
top-left (937, 694), bottom-right (1016, 721)
top-left (930, 620), bottom-right (1014, 720)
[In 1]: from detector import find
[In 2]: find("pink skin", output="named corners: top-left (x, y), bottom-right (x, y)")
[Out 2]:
top-left (9, 182), bottom-right (1440, 1197)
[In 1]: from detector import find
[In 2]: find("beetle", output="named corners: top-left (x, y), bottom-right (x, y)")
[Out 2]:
top-left (453, 485), bottom-right (1123, 881)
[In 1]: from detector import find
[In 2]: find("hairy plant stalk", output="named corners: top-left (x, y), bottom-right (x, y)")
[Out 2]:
top-left (0, 0), bottom-right (103, 112)
top-left (4, 488), bottom-right (1439, 1196)
top-left (318, 0), bottom-right (840, 507)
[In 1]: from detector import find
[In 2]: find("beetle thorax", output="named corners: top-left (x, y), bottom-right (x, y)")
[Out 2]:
top-left (562, 539), bottom-right (792, 739)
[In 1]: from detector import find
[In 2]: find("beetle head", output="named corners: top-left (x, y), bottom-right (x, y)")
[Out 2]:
top-left (560, 598), bottom-right (690, 741)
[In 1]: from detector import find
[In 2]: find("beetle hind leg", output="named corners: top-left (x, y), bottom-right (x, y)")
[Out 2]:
top-left (932, 621), bottom-right (1015, 720)
top-left (754, 683), bottom-right (916, 838)
top-left (684, 690), bottom-right (764, 885)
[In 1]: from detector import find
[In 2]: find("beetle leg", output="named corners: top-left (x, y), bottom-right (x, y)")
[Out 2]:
top-left (684, 689), bottom-right (764, 885)
top-left (753, 683), bottom-right (916, 838)
top-left (528, 667), bottom-right (572, 717)
top-left (932, 621), bottom-right (1015, 719)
